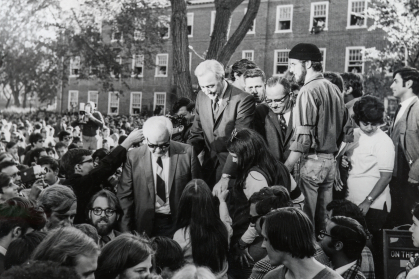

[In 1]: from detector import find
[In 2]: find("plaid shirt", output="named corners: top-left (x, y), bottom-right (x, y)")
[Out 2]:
top-left (361, 246), bottom-right (375, 279)
top-left (249, 246), bottom-right (331, 279)
top-left (341, 259), bottom-right (366, 279)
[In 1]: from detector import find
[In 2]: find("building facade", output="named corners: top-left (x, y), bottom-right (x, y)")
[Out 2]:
top-left (60, 0), bottom-right (386, 116)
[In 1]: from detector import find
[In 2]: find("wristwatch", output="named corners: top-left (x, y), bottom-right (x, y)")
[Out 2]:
top-left (366, 196), bottom-right (374, 203)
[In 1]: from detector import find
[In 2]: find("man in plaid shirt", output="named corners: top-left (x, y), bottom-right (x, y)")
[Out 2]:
top-left (319, 216), bottom-right (367, 279)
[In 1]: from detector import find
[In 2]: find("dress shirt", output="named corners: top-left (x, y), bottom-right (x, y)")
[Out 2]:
top-left (277, 110), bottom-right (291, 125)
top-left (0, 245), bottom-right (6, 256)
top-left (395, 96), bottom-right (417, 124)
top-left (151, 151), bottom-right (171, 214)
top-left (335, 260), bottom-right (357, 275)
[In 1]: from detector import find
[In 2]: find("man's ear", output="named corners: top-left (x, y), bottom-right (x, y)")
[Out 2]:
top-left (12, 226), bottom-right (22, 239)
top-left (346, 86), bottom-right (353, 95)
top-left (74, 163), bottom-right (82, 173)
top-left (406, 79), bottom-right (413, 89)
top-left (305, 60), bottom-right (312, 69)
top-left (334, 241), bottom-right (344, 252)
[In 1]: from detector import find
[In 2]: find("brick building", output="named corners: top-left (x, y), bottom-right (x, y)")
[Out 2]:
top-left (59, 0), bottom-right (386, 116)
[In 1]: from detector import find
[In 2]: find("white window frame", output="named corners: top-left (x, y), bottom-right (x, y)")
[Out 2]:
top-left (347, 0), bottom-right (368, 29)
top-left (210, 11), bottom-right (216, 35)
top-left (108, 92), bottom-right (120, 115)
top-left (130, 92), bottom-right (142, 115)
top-left (87, 91), bottom-right (99, 108)
top-left (273, 50), bottom-right (290, 76)
top-left (345, 46), bottom-right (365, 74)
top-left (244, 8), bottom-right (255, 34)
top-left (154, 92), bottom-right (167, 115)
top-left (309, 1), bottom-right (329, 32)
top-left (131, 54), bottom-right (144, 77)
top-left (275, 5), bottom-right (293, 33)
top-left (134, 30), bottom-right (145, 41)
top-left (242, 50), bottom-right (254, 61)
top-left (111, 28), bottom-right (124, 43)
top-left (155, 54), bottom-right (169, 77)
top-left (187, 13), bottom-right (194, 37)
top-left (69, 56), bottom-right (80, 77)
top-left (68, 90), bottom-right (79, 110)
top-left (319, 48), bottom-right (326, 71)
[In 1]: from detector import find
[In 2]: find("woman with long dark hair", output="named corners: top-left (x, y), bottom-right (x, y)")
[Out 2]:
top-left (225, 128), bottom-right (303, 278)
top-left (174, 179), bottom-right (230, 279)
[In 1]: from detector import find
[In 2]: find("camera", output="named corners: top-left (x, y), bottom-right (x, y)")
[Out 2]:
top-left (20, 165), bottom-right (46, 185)
top-left (78, 103), bottom-right (89, 124)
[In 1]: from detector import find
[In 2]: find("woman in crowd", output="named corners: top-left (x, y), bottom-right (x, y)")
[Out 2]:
top-left (225, 128), bottom-right (303, 278)
top-left (174, 179), bottom-right (230, 279)
top-left (341, 95), bottom-right (394, 247)
top-left (5, 142), bottom-right (19, 163)
top-left (95, 234), bottom-right (156, 279)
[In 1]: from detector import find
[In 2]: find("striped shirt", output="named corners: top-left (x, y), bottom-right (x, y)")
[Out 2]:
top-left (290, 73), bottom-right (347, 154)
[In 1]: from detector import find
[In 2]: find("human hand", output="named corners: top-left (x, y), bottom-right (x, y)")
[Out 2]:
top-left (85, 111), bottom-right (92, 119)
top-left (122, 129), bottom-right (144, 148)
top-left (408, 177), bottom-right (419, 184)
top-left (358, 200), bottom-right (371, 216)
top-left (29, 179), bottom-right (46, 201)
top-left (217, 189), bottom-right (229, 203)
top-left (341, 156), bottom-right (349, 168)
top-left (406, 254), bottom-right (418, 274)
top-left (233, 244), bottom-right (254, 268)
top-left (213, 176), bottom-right (229, 197)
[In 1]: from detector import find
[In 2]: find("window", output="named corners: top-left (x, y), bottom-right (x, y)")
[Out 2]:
top-left (134, 30), bottom-right (145, 41)
top-left (70, 56), bottom-right (80, 77)
top-left (155, 54), bottom-right (168, 77)
top-left (210, 11), bottom-right (216, 35)
top-left (108, 92), bottom-right (120, 115)
top-left (276, 5), bottom-right (293, 33)
top-left (68, 90), bottom-right (79, 110)
top-left (134, 18), bottom-right (145, 40)
top-left (158, 16), bottom-right (170, 39)
top-left (88, 91), bottom-right (98, 108)
top-left (273, 50), bottom-right (289, 76)
top-left (111, 26), bottom-right (124, 43)
top-left (154, 92), bottom-right (166, 115)
top-left (187, 13), bottom-right (194, 37)
top-left (242, 50), bottom-right (254, 61)
top-left (132, 55), bottom-right (144, 77)
top-left (310, 2), bottom-right (329, 32)
top-left (111, 56), bottom-right (122, 78)
top-left (319, 48), bottom-right (326, 70)
top-left (244, 8), bottom-right (255, 34)
top-left (345, 47), bottom-right (365, 74)
top-left (130, 92), bottom-right (142, 115)
top-left (347, 0), bottom-right (367, 28)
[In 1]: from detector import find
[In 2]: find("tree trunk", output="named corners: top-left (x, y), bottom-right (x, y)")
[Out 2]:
top-left (170, 0), bottom-right (193, 99)
top-left (218, 0), bottom-right (261, 65)
top-left (11, 82), bottom-right (21, 107)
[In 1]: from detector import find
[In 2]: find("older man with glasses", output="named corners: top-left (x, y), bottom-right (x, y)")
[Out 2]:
top-left (119, 116), bottom-right (201, 237)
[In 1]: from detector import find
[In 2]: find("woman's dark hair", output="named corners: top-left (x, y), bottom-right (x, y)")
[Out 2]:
top-left (151, 236), bottom-right (184, 273)
top-left (341, 72), bottom-right (363, 98)
top-left (226, 128), bottom-right (291, 191)
top-left (249, 186), bottom-right (293, 216)
top-left (323, 72), bottom-right (344, 93)
top-left (4, 231), bottom-right (47, 270)
top-left (172, 98), bottom-right (192, 114)
top-left (95, 234), bottom-right (153, 279)
top-left (264, 207), bottom-right (316, 259)
top-left (352, 95), bottom-right (385, 125)
top-left (92, 148), bottom-right (108, 163)
top-left (176, 179), bottom-right (228, 273)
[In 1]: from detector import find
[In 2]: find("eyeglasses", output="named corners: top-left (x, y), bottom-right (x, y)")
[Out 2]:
top-left (63, 137), bottom-right (73, 141)
top-left (318, 230), bottom-right (334, 239)
top-left (79, 158), bottom-right (93, 165)
top-left (146, 139), bottom-right (170, 151)
top-left (91, 208), bottom-right (116, 217)
top-left (265, 94), bottom-right (289, 105)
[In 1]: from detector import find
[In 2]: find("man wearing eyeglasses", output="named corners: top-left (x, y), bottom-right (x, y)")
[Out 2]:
top-left (254, 76), bottom-right (294, 163)
top-left (119, 116), bottom-right (201, 237)
top-left (61, 128), bottom-right (144, 224)
top-left (87, 189), bottom-right (122, 247)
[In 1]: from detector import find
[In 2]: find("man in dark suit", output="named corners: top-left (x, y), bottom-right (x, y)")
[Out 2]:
top-left (387, 67), bottom-right (419, 228)
top-left (118, 116), bottom-right (200, 237)
top-left (254, 76), bottom-right (294, 163)
top-left (188, 59), bottom-right (255, 189)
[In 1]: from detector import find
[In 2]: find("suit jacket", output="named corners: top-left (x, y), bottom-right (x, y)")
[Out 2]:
top-left (390, 97), bottom-right (419, 181)
top-left (188, 83), bottom-right (255, 182)
top-left (118, 141), bottom-right (201, 236)
top-left (254, 104), bottom-right (293, 163)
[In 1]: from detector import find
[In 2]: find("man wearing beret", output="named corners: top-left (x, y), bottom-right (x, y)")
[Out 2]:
top-left (284, 43), bottom-right (347, 234)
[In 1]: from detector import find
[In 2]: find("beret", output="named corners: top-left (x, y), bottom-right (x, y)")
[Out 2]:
top-left (289, 43), bottom-right (322, 61)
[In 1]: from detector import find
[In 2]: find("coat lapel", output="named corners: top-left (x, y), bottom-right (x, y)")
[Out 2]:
top-left (167, 142), bottom-right (179, 195)
top-left (214, 84), bottom-right (232, 126)
top-left (267, 110), bottom-right (283, 138)
top-left (285, 110), bottom-right (294, 144)
top-left (143, 148), bottom-right (155, 201)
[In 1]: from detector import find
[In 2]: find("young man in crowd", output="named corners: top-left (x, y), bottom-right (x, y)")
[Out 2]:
top-left (244, 68), bottom-right (266, 104)
top-left (72, 102), bottom-right (104, 151)
top-left (0, 173), bottom-right (19, 203)
top-left (0, 161), bottom-right (20, 186)
top-left (319, 216), bottom-right (367, 279)
top-left (23, 133), bottom-right (44, 165)
top-left (37, 156), bottom-right (61, 186)
top-left (87, 190), bottom-right (122, 247)
top-left (119, 117), bottom-right (200, 237)
top-left (284, 43), bottom-right (347, 234)
top-left (61, 128), bottom-right (144, 224)
top-left (58, 130), bottom-right (72, 147)
top-left (230, 59), bottom-right (257, 91)
top-left (54, 142), bottom-right (68, 160)
top-left (254, 76), bottom-right (294, 163)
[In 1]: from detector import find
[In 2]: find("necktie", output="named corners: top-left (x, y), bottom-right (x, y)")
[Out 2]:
top-left (212, 96), bottom-right (219, 120)
top-left (156, 157), bottom-right (166, 203)
top-left (393, 104), bottom-right (402, 128)
top-left (279, 114), bottom-right (287, 140)
top-left (101, 235), bottom-right (111, 246)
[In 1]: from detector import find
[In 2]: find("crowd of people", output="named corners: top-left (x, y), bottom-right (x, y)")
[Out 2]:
top-left (0, 42), bottom-right (419, 279)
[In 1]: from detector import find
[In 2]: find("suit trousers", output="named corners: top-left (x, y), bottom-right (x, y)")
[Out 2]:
top-left (152, 213), bottom-right (174, 238)
top-left (299, 153), bottom-right (336, 234)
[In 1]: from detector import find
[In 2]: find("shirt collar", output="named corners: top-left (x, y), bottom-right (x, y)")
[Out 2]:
top-left (152, 149), bottom-right (170, 160)
top-left (400, 96), bottom-right (417, 108)
top-left (335, 260), bottom-right (357, 275)
top-left (0, 245), bottom-right (7, 256)
top-left (304, 72), bottom-right (324, 86)
top-left (218, 80), bottom-right (228, 100)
